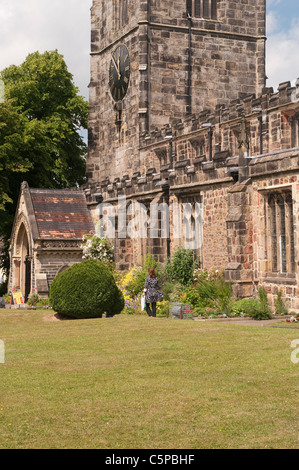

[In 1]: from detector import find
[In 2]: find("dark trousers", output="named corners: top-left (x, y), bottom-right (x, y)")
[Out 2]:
top-left (146, 302), bottom-right (156, 317)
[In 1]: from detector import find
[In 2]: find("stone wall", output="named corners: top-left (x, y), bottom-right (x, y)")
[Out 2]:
top-left (86, 1), bottom-right (299, 309)
top-left (88, 0), bottom-right (142, 185)
top-left (85, 79), bottom-right (299, 309)
top-left (87, 0), bottom-right (266, 184)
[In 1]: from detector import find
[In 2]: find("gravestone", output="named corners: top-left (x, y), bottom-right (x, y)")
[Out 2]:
top-left (0, 298), bottom-right (5, 309)
top-left (170, 302), bottom-right (193, 320)
top-left (170, 303), bottom-right (183, 319)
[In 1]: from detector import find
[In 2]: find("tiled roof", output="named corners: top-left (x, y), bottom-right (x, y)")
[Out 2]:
top-left (29, 188), bottom-right (95, 239)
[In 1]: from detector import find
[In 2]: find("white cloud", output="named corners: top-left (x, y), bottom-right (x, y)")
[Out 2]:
top-left (266, 18), bottom-right (299, 90)
top-left (266, 11), bottom-right (280, 35)
top-left (0, 0), bottom-right (298, 101)
top-left (0, 0), bottom-right (92, 99)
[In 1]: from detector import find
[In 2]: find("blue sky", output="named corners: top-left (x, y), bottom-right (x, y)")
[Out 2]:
top-left (266, 0), bottom-right (299, 88)
top-left (0, 1), bottom-right (298, 99)
top-left (267, 0), bottom-right (298, 30)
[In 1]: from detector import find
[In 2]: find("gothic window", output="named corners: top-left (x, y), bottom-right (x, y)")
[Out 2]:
top-left (186, 0), bottom-right (193, 16)
top-left (266, 191), bottom-right (295, 275)
top-left (114, 0), bottom-right (129, 29)
top-left (120, 0), bottom-right (128, 26)
top-left (191, 138), bottom-right (205, 159)
top-left (211, 0), bottom-right (217, 19)
top-left (155, 147), bottom-right (168, 166)
top-left (182, 198), bottom-right (203, 260)
top-left (194, 0), bottom-right (201, 17)
top-left (291, 116), bottom-right (299, 148)
top-left (230, 128), bottom-right (240, 156)
top-left (187, 0), bottom-right (217, 19)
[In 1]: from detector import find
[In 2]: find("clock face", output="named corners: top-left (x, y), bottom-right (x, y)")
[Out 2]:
top-left (109, 44), bottom-right (130, 102)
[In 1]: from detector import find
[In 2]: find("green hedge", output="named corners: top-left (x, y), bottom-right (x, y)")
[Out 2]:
top-left (49, 259), bottom-right (124, 319)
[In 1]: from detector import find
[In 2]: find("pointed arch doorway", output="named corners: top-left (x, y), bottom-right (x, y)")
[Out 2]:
top-left (14, 222), bottom-right (32, 302)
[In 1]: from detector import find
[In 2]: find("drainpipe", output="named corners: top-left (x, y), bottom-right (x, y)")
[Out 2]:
top-left (187, 12), bottom-right (192, 115)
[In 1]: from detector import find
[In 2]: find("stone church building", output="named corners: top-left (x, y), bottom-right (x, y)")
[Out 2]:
top-left (8, 182), bottom-right (94, 301)
top-left (8, 0), bottom-right (299, 310)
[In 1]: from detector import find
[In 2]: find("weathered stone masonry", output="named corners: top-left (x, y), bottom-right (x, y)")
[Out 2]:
top-left (85, 80), bottom-right (299, 310)
top-left (8, 184), bottom-right (94, 300)
top-left (88, 0), bottom-right (266, 185)
top-left (9, 1), bottom-right (299, 311)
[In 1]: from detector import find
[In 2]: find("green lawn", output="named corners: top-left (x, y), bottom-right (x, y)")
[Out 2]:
top-left (0, 310), bottom-right (298, 449)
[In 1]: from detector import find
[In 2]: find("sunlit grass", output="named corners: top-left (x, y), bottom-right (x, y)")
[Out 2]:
top-left (0, 311), bottom-right (298, 449)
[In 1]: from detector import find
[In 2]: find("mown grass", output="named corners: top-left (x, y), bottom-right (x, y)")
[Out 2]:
top-left (0, 311), bottom-right (298, 449)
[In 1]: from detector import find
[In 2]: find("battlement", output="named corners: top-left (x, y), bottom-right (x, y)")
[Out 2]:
top-left (84, 78), bottom-right (299, 205)
top-left (140, 79), bottom-right (299, 148)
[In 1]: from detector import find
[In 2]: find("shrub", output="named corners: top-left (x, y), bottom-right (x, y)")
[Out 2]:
top-left (274, 291), bottom-right (288, 315)
top-left (193, 267), bottom-right (224, 284)
top-left (231, 298), bottom-right (260, 317)
top-left (156, 300), bottom-right (170, 317)
top-left (123, 293), bottom-right (143, 315)
top-left (165, 282), bottom-right (185, 302)
top-left (181, 286), bottom-right (200, 307)
top-left (230, 288), bottom-right (272, 320)
top-left (81, 235), bottom-right (114, 269)
top-left (1, 292), bottom-right (11, 304)
top-left (251, 287), bottom-right (272, 320)
top-left (164, 247), bottom-right (200, 286)
top-left (27, 292), bottom-right (50, 307)
top-left (182, 269), bottom-right (232, 314)
top-left (109, 286), bottom-right (125, 316)
top-left (49, 259), bottom-right (124, 319)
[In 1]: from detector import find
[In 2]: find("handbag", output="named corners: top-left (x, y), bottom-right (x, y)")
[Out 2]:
top-left (141, 295), bottom-right (146, 311)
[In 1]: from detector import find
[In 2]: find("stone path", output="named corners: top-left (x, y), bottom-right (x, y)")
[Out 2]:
top-left (195, 316), bottom-right (299, 328)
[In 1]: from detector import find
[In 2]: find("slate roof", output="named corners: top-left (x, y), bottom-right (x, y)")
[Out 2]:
top-left (29, 188), bottom-right (95, 239)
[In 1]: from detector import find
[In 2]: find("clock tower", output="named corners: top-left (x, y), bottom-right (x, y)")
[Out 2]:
top-left (87, 0), bottom-right (266, 185)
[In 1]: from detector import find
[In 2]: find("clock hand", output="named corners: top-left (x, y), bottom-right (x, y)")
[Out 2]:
top-left (118, 50), bottom-right (121, 77)
top-left (111, 55), bottom-right (121, 80)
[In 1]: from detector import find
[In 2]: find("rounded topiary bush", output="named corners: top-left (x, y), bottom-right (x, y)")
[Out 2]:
top-left (49, 259), bottom-right (124, 319)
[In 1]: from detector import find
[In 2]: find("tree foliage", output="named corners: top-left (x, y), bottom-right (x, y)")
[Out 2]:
top-left (0, 50), bottom-right (89, 275)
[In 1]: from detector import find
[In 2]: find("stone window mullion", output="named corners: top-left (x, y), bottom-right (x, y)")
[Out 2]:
top-left (211, 0), bottom-right (217, 19)
top-left (203, 0), bottom-right (210, 18)
top-left (191, 0), bottom-right (217, 19)
top-left (194, 0), bottom-right (201, 17)
top-left (187, 0), bottom-right (193, 16)
top-left (267, 191), bottom-right (295, 276)
top-left (268, 195), bottom-right (277, 272)
top-left (286, 194), bottom-right (295, 274)
top-left (275, 195), bottom-right (283, 273)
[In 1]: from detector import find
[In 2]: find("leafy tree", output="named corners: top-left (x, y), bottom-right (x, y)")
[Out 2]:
top-left (0, 50), bottom-right (89, 276)
top-left (0, 101), bottom-right (32, 210)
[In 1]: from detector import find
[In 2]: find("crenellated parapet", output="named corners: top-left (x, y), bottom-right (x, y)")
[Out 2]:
top-left (84, 78), bottom-right (299, 206)
top-left (140, 79), bottom-right (299, 147)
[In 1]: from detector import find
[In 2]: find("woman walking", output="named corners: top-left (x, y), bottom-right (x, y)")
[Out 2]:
top-left (143, 268), bottom-right (162, 317)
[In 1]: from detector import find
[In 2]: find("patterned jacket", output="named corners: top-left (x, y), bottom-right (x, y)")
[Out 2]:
top-left (144, 276), bottom-right (161, 303)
